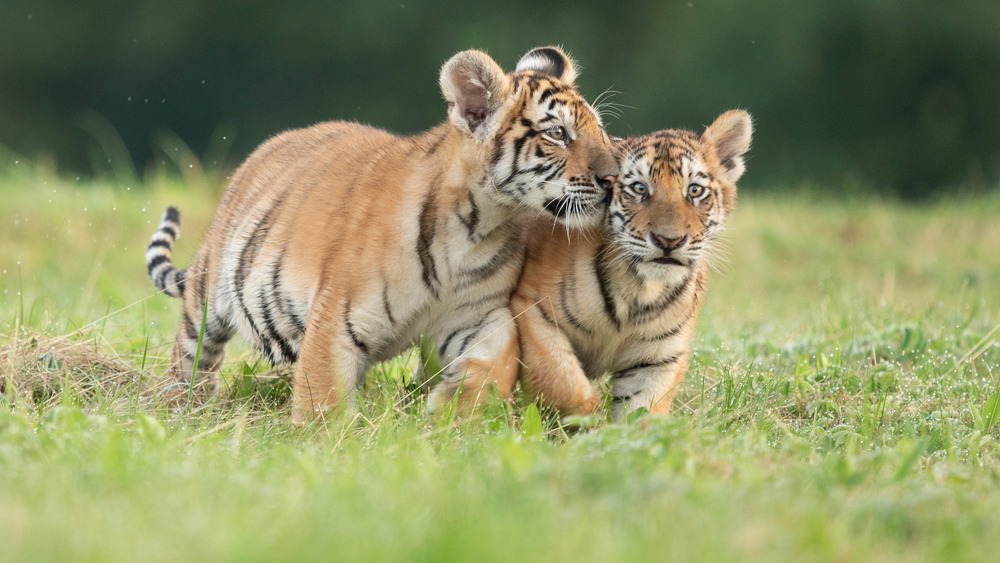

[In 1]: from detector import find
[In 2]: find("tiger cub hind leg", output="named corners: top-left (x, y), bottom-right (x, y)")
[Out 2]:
top-left (290, 304), bottom-right (372, 425)
top-left (426, 306), bottom-right (520, 415)
top-left (164, 287), bottom-right (236, 404)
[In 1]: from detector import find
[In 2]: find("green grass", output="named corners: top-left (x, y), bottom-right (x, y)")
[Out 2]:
top-left (2, 167), bottom-right (1000, 561)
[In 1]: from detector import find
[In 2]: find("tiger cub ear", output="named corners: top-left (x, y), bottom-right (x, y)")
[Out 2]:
top-left (440, 50), bottom-right (512, 140)
top-left (702, 109), bottom-right (753, 183)
top-left (515, 46), bottom-right (578, 86)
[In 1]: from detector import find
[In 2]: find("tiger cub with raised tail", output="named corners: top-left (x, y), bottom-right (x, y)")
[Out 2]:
top-left (145, 47), bottom-right (619, 423)
top-left (512, 110), bottom-right (752, 421)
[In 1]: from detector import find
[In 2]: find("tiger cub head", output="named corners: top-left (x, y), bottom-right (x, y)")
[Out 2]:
top-left (440, 47), bottom-right (619, 228)
top-left (608, 110), bottom-right (753, 280)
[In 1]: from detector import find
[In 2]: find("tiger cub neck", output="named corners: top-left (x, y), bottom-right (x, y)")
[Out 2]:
top-left (594, 234), bottom-right (704, 332)
top-left (425, 124), bottom-right (526, 243)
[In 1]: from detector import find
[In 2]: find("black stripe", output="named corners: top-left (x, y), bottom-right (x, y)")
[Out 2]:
top-left (457, 238), bottom-right (521, 287)
top-left (501, 130), bottom-right (536, 186)
top-left (269, 245), bottom-right (305, 338)
top-left (148, 239), bottom-right (171, 250)
top-left (155, 264), bottom-right (174, 291)
top-left (258, 283), bottom-right (296, 364)
top-left (489, 138), bottom-right (506, 169)
top-left (417, 191), bottom-right (440, 298)
top-left (542, 161), bottom-right (566, 182)
top-left (616, 355), bottom-right (680, 380)
top-left (537, 87), bottom-right (558, 103)
top-left (459, 319), bottom-right (488, 354)
top-left (193, 263), bottom-right (208, 302)
top-left (438, 315), bottom-right (489, 358)
top-left (612, 392), bottom-right (638, 403)
top-left (524, 161), bottom-right (555, 176)
top-left (455, 286), bottom-right (513, 311)
top-left (641, 311), bottom-right (694, 342)
top-left (183, 311), bottom-right (200, 341)
top-left (344, 301), bottom-right (369, 357)
top-left (538, 113), bottom-right (560, 125)
top-left (535, 48), bottom-right (566, 80)
top-left (234, 197), bottom-right (285, 354)
top-left (439, 326), bottom-right (463, 358)
top-left (537, 306), bottom-right (557, 326)
top-left (381, 285), bottom-right (396, 326)
top-left (147, 254), bottom-right (169, 276)
top-left (628, 273), bottom-right (692, 323)
top-left (457, 191), bottom-right (480, 241)
top-left (158, 226), bottom-right (178, 240)
top-left (426, 129), bottom-right (447, 156)
top-left (559, 278), bottom-right (591, 334)
top-left (164, 206), bottom-right (181, 224)
top-left (594, 247), bottom-right (620, 330)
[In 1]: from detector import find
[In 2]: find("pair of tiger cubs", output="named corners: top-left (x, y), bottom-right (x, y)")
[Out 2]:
top-left (145, 46), bottom-right (752, 423)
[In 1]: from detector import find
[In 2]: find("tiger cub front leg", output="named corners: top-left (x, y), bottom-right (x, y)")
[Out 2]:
top-left (610, 352), bottom-right (690, 422)
top-left (427, 307), bottom-right (519, 413)
top-left (513, 295), bottom-right (601, 416)
top-left (291, 304), bottom-right (368, 425)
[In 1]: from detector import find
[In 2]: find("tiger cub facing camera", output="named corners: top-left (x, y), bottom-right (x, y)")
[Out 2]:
top-left (512, 110), bottom-right (752, 421)
top-left (145, 46), bottom-right (619, 423)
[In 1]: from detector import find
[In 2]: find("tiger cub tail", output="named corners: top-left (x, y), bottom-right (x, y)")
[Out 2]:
top-left (146, 206), bottom-right (187, 298)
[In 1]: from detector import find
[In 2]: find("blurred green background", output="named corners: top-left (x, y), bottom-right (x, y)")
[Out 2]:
top-left (2, 0), bottom-right (998, 197)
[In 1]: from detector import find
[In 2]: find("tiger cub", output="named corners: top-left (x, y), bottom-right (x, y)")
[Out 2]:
top-left (512, 110), bottom-right (752, 421)
top-left (145, 47), bottom-right (619, 423)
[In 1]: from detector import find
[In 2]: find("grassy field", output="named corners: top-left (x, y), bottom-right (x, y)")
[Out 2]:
top-left (2, 164), bottom-right (1000, 562)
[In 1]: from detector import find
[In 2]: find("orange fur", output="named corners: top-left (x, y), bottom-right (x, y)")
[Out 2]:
top-left (513, 110), bottom-right (753, 421)
top-left (145, 47), bottom-right (619, 422)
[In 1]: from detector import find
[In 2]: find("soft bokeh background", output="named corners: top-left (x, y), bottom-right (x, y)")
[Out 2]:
top-left (2, 0), bottom-right (999, 197)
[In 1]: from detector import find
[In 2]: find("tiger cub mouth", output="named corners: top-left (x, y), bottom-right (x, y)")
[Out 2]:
top-left (542, 192), bottom-right (606, 221)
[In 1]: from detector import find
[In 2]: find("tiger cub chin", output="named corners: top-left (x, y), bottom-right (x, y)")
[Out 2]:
top-left (512, 110), bottom-right (752, 421)
top-left (145, 46), bottom-right (619, 423)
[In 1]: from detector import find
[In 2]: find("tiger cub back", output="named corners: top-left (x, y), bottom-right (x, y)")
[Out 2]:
top-left (512, 110), bottom-right (752, 421)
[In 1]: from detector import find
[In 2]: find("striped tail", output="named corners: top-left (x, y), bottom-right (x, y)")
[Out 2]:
top-left (146, 206), bottom-right (187, 298)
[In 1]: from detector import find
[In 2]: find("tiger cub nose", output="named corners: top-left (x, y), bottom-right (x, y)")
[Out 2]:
top-left (651, 233), bottom-right (687, 252)
top-left (596, 175), bottom-right (617, 190)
